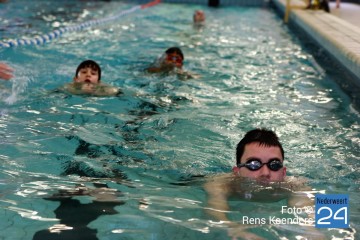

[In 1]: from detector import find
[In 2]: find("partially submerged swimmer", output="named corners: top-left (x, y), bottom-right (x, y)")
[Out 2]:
top-left (63, 60), bottom-right (121, 97)
top-left (204, 129), bottom-right (320, 239)
top-left (146, 47), bottom-right (199, 80)
top-left (193, 10), bottom-right (205, 25)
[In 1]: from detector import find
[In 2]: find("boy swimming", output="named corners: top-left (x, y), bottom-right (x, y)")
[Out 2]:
top-left (63, 60), bottom-right (121, 97)
top-left (146, 47), bottom-right (199, 80)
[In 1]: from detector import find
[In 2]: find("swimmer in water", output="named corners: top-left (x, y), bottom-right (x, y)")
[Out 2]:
top-left (146, 47), bottom-right (199, 80)
top-left (193, 10), bottom-right (205, 25)
top-left (63, 60), bottom-right (121, 97)
top-left (204, 128), bottom-right (322, 239)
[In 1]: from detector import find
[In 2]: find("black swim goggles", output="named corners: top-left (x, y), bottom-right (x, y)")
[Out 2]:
top-left (237, 158), bottom-right (283, 171)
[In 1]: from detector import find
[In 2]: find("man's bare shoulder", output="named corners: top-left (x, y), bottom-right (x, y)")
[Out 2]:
top-left (284, 176), bottom-right (312, 191)
top-left (206, 173), bottom-right (233, 181)
top-left (61, 82), bottom-right (121, 97)
top-left (204, 173), bottom-right (233, 194)
top-left (204, 173), bottom-right (236, 185)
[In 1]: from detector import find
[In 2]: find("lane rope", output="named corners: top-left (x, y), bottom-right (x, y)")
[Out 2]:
top-left (0, 0), bottom-right (161, 48)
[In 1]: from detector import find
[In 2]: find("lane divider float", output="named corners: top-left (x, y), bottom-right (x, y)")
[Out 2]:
top-left (0, 0), bottom-right (161, 48)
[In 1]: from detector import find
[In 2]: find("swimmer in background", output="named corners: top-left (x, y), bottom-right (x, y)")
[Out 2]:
top-left (204, 128), bottom-right (322, 240)
top-left (146, 47), bottom-right (199, 80)
top-left (193, 10), bottom-right (205, 25)
top-left (63, 60), bottom-right (121, 97)
top-left (0, 62), bottom-right (13, 80)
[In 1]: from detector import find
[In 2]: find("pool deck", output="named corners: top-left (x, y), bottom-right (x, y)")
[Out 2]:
top-left (271, 0), bottom-right (360, 86)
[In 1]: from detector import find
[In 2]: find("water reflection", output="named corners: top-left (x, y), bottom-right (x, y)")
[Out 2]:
top-left (33, 182), bottom-right (124, 240)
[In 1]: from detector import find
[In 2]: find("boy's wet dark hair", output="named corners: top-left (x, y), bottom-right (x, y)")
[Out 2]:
top-left (236, 128), bottom-right (284, 164)
top-left (165, 47), bottom-right (184, 60)
top-left (75, 60), bottom-right (101, 81)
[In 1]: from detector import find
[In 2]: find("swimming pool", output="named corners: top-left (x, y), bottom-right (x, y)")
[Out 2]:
top-left (1, 0), bottom-right (359, 239)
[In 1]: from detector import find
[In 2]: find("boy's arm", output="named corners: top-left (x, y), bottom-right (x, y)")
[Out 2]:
top-left (95, 84), bottom-right (122, 96)
top-left (204, 175), bottom-right (266, 240)
top-left (204, 177), bottom-right (231, 222)
top-left (173, 68), bottom-right (200, 80)
top-left (286, 176), bottom-right (314, 210)
top-left (146, 66), bottom-right (162, 73)
top-left (286, 177), bottom-right (325, 239)
top-left (146, 63), bottom-right (174, 73)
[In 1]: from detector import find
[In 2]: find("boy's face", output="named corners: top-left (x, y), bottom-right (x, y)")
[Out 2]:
top-left (194, 10), bottom-right (205, 23)
top-left (164, 52), bottom-right (183, 68)
top-left (74, 67), bottom-right (100, 84)
top-left (236, 142), bottom-right (286, 182)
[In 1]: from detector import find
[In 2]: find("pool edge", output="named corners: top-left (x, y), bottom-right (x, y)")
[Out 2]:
top-left (271, 0), bottom-right (360, 87)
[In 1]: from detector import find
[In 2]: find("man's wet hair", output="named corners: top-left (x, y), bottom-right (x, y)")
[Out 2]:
top-left (165, 47), bottom-right (184, 60)
top-left (75, 60), bottom-right (101, 81)
top-left (236, 128), bottom-right (284, 164)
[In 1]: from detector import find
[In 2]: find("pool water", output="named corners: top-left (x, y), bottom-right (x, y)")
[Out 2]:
top-left (0, 0), bottom-right (359, 239)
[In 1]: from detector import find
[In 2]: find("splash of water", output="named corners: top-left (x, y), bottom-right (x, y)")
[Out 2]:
top-left (4, 75), bottom-right (30, 104)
